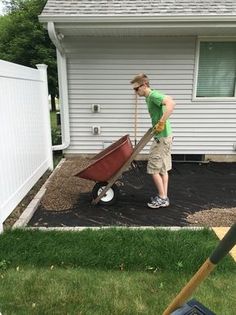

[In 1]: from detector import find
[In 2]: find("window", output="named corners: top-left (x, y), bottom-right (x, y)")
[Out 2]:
top-left (196, 41), bottom-right (236, 99)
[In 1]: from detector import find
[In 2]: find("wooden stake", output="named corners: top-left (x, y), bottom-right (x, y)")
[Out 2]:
top-left (162, 258), bottom-right (215, 315)
top-left (134, 93), bottom-right (138, 146)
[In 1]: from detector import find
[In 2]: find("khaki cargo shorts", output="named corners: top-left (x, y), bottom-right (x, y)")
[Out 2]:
top-left (147, 136), bottom-right (173, 175)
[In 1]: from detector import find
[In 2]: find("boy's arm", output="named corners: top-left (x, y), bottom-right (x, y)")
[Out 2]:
top-left (160, 96), bottom-right (175, 122)
top-left (155, 96), bottom-right (175, 132)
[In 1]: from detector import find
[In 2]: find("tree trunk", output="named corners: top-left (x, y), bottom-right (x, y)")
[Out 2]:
top-left (51, 94), bottom-right (56, 112)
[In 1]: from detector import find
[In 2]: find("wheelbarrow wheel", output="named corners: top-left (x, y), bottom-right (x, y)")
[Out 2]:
top-left (92, 182), bottom-right (119, 206)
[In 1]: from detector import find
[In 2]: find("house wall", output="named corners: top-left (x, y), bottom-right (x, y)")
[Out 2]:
top-left (63, 36), bottom-right (236, 156)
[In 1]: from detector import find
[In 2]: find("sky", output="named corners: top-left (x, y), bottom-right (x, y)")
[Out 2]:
top-left (0, 1), bottom-right (5, 15)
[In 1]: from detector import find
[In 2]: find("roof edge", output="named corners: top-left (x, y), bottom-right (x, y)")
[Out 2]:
top-left (38, 15), bottom-right (236, 24)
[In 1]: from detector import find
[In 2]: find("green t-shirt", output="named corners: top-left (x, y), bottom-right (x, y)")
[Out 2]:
top-left (145, 90), bottom-right (172, 139)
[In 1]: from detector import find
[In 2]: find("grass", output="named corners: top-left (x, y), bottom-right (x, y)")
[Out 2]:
top-left (53, 152), bottom-right (63, 168)
top-left (0, 229), bottom-right (235, 314)
top-left (50, 111), bottom-right (63, 167)
top-left (50, 111), bottom-right (58, 129)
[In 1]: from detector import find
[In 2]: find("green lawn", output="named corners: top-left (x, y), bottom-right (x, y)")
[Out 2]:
top-left (50, 111), bottom-right (63, 167)
top-left (50, 111), bottom-right (58, 129)
top-left (0, 229), bottom-right (235, 314)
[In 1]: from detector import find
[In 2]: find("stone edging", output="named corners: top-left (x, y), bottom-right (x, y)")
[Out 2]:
top-left (12, 158), bottom-right (66, 229)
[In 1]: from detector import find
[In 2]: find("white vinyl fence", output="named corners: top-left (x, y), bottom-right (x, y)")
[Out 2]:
top-left (0, 60), bottom-right (53, 232)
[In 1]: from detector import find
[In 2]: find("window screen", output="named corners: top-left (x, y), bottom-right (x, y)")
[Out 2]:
top-left (197, 42), bottom-right (236, 97)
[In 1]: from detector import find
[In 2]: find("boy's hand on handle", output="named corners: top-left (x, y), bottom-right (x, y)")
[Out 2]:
top-left (155, 120), bottom-right (165, 133)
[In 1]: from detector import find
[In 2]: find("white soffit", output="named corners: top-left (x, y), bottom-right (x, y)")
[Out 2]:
top-left (38, 15), bottom-right (236, 36)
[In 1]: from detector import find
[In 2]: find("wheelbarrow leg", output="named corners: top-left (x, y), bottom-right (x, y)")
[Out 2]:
top-left (92, 127), bottom-right (155, 205)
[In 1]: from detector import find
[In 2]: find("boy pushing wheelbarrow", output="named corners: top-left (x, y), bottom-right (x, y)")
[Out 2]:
top-left (77, 73), bottom-right (175, 207)
top-left (130, 73), bottom-right (175, 209)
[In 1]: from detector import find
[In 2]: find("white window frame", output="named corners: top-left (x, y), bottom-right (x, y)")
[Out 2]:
top-left (193, 37), bottom-right (236, 102)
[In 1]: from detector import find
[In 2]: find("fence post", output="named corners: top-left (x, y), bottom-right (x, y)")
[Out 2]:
top-left (36, 64), bottom-right (54, 170)
top-left (0, 222), bottom-right (3, 234)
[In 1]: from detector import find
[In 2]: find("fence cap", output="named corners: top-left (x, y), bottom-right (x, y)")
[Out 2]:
top-left (36, 64), bottom-right (48, 70)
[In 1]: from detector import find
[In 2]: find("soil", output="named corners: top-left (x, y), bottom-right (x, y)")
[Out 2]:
top-left (25, 158), bottom-right (236, 228)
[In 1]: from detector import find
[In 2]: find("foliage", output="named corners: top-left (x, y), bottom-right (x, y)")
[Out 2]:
top-left (51, 127), bottom-right (61, 146)
top-left (3, 0), bottom-right (28, 12)
top-left (50, 110), bottom-right (59, 129)
top-left (50, 111), bottom-right (61, 145)
top-left (0, 259), bottom-right (10, 271)
top-left (0, 0), bottom-right (58, 99)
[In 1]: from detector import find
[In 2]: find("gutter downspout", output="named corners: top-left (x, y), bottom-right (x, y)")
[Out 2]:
top-left (47, 21), bottom-right (70, 151)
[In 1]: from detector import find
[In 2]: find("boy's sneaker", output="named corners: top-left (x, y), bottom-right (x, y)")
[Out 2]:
top-left (150, 195), bottom-right (161, 202)
top-left (147, 196), bottom-right (170, 209)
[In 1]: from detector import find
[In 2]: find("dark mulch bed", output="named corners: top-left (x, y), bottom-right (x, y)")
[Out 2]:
top-left (28, 160), bottom-right (236, 228)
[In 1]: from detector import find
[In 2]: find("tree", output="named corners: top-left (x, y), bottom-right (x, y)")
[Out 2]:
top-left (0, 0), bottom-right (58, 111)
top-left (3, 0), bottom-right (28, 12)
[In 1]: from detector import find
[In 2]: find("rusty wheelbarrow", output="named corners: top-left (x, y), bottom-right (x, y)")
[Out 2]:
top-left (76, 127), bottom-right (155, 205)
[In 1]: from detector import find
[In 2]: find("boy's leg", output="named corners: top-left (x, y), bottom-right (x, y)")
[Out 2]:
top-left (147, 140), bottom-right (166, 203)
top-left (147, 137), bottom-right (172, 208)
top-left (161, 173), bottom-right (169, 197)
top-left (152, 173), bottom-right (165, 198)
top-left (151, 172), bottom-right (168, 199)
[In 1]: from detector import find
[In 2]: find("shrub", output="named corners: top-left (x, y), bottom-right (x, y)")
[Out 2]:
top-left (51, 127), bottom-right (61, 145)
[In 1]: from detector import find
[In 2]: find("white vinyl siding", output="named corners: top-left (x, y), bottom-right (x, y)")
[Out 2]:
top-left (197, 41), bottom-right (236, 98)
top-left (63, 36), bottom-right (236, 155)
